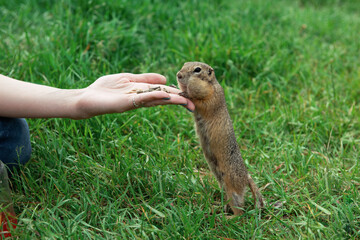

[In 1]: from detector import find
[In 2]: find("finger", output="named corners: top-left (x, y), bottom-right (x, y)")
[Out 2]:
top-left (129, 73), bottom-right (167, 84)
top-left (143, 99), bottom-right (182, 108)
top-left (154, 92), bottom-right (195, 111)
top-left (134, 92), bottom-right (195, 111)
top-left (133, 92), bottom-right (185, 105)
top-left (183, 98), bottom-right (195, 111)
top-left (130, 83), bottom-right (182, 94)
top-left (153, 85), bottom-right (182, 94)
top-left (143, 99), bottom-right (195, 112)
top-left (130, 91), bottom-right (170, 109)
top-left (163, 94), bottom-right (195, 111)
top-left (134, 91), bottom-right (171, 105)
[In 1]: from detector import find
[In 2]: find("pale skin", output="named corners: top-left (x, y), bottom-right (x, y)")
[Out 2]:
top-left (0, 73), bottom-right (195, 119)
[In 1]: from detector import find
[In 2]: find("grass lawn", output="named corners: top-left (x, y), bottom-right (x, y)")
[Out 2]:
top-left (1, 0), bottom-right (360, 238)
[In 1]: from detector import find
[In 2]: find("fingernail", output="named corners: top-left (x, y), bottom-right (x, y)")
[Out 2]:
top-left (162, 97), bottom-right (171, 100)
top-left (186, 108), bottom-right (193, 113)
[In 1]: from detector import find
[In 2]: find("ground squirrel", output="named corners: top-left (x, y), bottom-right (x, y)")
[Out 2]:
top-left (177, 62), bottom-right (264, 215)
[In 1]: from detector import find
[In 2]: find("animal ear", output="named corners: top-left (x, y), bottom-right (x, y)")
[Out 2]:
top-left (208, 68), bottom-right (213, 76)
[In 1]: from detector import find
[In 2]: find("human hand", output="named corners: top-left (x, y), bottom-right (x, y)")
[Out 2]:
top-left (75, 73), bottom-right (195, 119)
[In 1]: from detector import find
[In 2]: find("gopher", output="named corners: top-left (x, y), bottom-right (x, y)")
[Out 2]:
top-left (177, 62), bottom-right (264, 215)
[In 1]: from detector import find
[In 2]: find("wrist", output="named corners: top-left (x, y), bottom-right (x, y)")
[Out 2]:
top-left (71, 88), bottom-right (92, 120)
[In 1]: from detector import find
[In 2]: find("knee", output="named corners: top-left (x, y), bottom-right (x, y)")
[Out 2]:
top-left (0, 118), bottom-right (32, 169)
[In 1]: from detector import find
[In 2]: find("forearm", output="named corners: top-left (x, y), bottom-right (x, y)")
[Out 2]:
top-left (0, 74), bottom-right (83, 119)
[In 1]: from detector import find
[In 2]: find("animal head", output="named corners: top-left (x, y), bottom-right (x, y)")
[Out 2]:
top-left (176, 62), bottom-right (217, 100)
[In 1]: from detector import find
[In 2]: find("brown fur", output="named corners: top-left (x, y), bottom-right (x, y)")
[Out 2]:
top-left (177, 62), bottom-right (264, 215)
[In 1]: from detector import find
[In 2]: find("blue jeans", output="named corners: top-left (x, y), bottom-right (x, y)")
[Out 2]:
top-left (0, 118), bottom-right (32, 170)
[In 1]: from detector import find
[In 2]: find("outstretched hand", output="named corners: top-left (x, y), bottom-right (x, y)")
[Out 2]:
top-left (76, 73), bottom-right (195, 118)
top-left (0, 73), bottom-right (194, 119)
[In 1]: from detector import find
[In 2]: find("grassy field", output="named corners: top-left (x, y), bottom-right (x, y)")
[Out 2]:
top-left (1, 0), bottom-right (360, 238)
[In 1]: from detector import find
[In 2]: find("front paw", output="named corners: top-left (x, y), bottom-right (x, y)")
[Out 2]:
top-left (179, 92), bottom-right (190, 99)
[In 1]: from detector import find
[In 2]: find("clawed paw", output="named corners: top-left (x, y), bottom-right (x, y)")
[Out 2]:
top-left (179, 92), bottom-right (190, 99)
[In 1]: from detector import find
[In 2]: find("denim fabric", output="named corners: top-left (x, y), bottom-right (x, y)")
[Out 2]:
top-left (0, 118), bottom-right (32, 169)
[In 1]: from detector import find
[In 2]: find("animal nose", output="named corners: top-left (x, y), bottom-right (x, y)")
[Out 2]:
top-left (177, 72), bottom-right (183, 79)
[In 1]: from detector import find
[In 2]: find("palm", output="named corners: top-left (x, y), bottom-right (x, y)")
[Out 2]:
top-left (77, 73), bottom-right (194, 118)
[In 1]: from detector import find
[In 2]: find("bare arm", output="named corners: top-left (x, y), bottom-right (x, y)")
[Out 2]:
top-left (0, 73), bottom-right (195, 119)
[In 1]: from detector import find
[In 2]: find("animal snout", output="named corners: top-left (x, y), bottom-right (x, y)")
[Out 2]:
top-left (176, 72), bottom-right (183, 79)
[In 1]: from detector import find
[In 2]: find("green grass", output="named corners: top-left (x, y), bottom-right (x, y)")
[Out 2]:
top-left (1, 0), bottom-right (360, 238)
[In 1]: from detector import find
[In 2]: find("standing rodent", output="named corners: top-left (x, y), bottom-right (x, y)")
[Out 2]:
top-left (177, 62), bottom-right (264, 215)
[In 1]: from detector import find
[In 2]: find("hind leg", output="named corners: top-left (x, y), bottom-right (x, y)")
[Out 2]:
top-left (225, 189), bottom-right (246, 215)
top-left (224, 175), bottom-right (247, 215)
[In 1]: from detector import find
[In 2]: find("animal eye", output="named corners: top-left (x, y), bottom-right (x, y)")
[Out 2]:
top-left (194, 67), bottom-right (201, 73)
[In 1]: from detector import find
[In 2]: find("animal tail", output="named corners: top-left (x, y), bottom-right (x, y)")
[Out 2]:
top-left (248, 174), bottom-right (265, 208)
